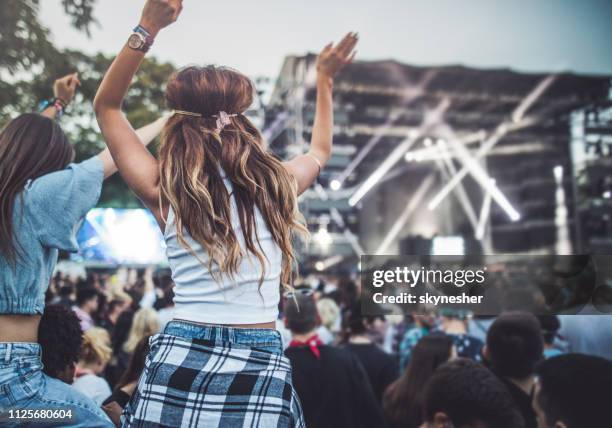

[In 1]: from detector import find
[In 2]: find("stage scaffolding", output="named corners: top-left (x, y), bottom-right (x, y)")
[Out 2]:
top-left (264, 55), bottom-right (611, 270)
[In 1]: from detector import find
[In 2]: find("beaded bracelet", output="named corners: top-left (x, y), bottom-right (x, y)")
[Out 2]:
top-left (38, 98), bottom-right (67, 118)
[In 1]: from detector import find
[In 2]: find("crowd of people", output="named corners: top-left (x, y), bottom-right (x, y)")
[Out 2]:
top-left (40, 267), bottom-right (612, 428)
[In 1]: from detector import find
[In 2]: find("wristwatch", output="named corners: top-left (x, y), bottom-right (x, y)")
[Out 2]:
top-left (128, 25), bottom-right (154, 53)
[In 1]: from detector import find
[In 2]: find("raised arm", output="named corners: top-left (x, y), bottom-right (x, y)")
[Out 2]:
top-left (93, 0), bottom-right (182, 215)
top-left (97, 115), bottom-right (168, 179)
top-left (42, 73), bottom-right (167, 180)
top-left (283, 32), bottom-right (358, 194)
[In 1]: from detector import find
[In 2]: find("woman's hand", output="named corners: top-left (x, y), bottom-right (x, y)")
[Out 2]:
top-left (139, 0), bottom-right (183, 36)
top-left (316, 32), bottom-right (358, 80)
top-left (53, 73), bottom-right (80, 105)
top-left (283, 32), bottom-right (360, 195)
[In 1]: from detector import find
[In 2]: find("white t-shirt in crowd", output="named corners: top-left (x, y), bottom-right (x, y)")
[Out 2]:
top-left (72, 374), bottom-right (111, 406)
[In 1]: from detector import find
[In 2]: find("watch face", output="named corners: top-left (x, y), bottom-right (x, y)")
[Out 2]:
top-left (128, 33), bottom-right (145, 50)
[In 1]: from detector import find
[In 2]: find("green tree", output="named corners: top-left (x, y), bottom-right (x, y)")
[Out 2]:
top-left (1, 0), bottom-right (175, 207)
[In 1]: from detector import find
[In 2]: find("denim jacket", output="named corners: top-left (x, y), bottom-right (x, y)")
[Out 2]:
top-left (0, 156), bottom-right (103, 314)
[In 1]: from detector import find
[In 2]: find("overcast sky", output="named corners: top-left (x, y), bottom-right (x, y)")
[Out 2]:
top-left (40, 0), bottom-right (612, 79)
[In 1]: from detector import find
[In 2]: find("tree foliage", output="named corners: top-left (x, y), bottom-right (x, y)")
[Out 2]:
top-left (1, 0), bottom-right (175, 207)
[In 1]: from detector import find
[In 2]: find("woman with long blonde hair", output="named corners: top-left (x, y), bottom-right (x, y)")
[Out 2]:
top-left (73, 327), bottom-right (114, 406)
top-left (122, 308), bottom-right (159, 354)
top-left (94, 1), bottom-right (357, 426)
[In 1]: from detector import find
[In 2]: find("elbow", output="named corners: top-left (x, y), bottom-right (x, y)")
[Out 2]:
top-left (92, 93), bottom-right (119, 119)
top-left (315, 145), bottom-right (333, 166)
top-left (92, 94), bottom-right (108, 119)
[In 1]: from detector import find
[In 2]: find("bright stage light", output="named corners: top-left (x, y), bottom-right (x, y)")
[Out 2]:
top-left (423, 138), bottom-right (433, 147)
top-left (315, 261), bottom-right (325, 271)
top-left (314, 226), bottom-right (332, 249)
top-left (432, 236), bottom-right (465, 255)
top-left (330, 179), bottom-right (342, 191)
top-left (604, 191), bottom-right (611, 199)
top-left (553, 165), bottom-right (563, 181)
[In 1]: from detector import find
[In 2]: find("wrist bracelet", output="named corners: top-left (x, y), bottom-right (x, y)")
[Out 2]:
top-left (38, 98), bottom-right (65, 118)
top-left (133, 24), bottom-right (154, 45)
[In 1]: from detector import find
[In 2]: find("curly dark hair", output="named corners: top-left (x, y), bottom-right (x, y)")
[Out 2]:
top-left (423, 358), bottom-right (525, 428)
top-left (38, 304), bottom-right (83, 379)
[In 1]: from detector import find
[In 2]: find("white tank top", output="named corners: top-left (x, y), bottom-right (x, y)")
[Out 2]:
top-left (164, 175), bottom-right (282, 324)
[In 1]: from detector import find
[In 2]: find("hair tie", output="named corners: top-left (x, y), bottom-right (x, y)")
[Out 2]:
top-left (173, 109), bottom-right (239, 133)
top-left (213, 111), bottom-right (238, 132)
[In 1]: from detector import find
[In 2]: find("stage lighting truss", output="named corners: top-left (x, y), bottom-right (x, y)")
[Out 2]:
top-left (426, 75), bottom-right (557, 215)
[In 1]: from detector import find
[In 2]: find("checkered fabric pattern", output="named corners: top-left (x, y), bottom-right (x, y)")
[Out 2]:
top-left (121, 333), bottom-right (305, 428)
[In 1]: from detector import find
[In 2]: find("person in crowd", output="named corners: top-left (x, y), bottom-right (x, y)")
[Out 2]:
top-left (283, 289), bottom-right (386, 428)
top-left (122, 307), bottom-right (159, 355)
top-left (93, 0), bottom-right (357, 425)
top-left (56, 284), bottom-right (76, 309)
top-left (73, 327), bottom-right (113, 406)
top-left (72, 327), bottom-right (112, 406)
top-left (533, 353), bottom-right (612, 428)
top-left (421, 358), bottom-right (525, 428)
top-left (558, 314), bottom-right (612, 359)
top-left (110, 307), bottom-right (159, 389)
top-left (103, 335), bottom-right (151, 409)
top-left (343, 302), bottom-right (398, 403)
top-left (0, 69), bottom-right (164, 426)
top-left (99, 298), bottom-right (131, 336)
top-left (439, 309), bottom-right (484, 362)
top-left (316, 297), bottom-right (341, 344)
top-left (484, 312), bottom-right (543, 428)
top-left (72, 287), bottom-right (100, 331)
top-left (468, 314), bottom-right (496, 343)
top-left (38, 304), bottom-right (83, 384)
top-left (383, 334), bottom-right (455, 428)
top-left (537, 315), bottom-right (565, 358)
top-left (154, 287), bottom-right (176, 332)
top-left (398, 310), bottom-right (436, 369)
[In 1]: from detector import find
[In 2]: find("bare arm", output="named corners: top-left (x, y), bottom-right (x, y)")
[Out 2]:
top-left (40, 73), bottom-right (166, 180)
top-left (283, 33), bottom-right (358, 195)
top-left (41, 73), bottom-right (80, 120)
top-left (97, 116), bottom-right (168, 179)
top-left (93, 0), bottom-right (182, 217)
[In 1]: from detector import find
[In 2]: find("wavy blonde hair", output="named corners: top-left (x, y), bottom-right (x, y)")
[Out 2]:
top-left (123, 308), bottom-right (159, 354)
top-left (160, 65), bottom-right (308, 289)
top-left (80, 327), bottom-right (112, 366)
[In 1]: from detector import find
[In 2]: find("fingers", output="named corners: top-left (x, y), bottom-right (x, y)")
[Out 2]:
top-left (337, 32), bottom-right (358, 59)
top-left (346, 50), bottom-right (357, 65)
top-left (67, 72), bottom-right (81, 88)
top-left (335, 32), bottom-right (357, 56)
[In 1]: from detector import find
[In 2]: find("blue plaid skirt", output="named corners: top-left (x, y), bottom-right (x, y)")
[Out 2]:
top-left (121, 320), bottom-right (304, 428)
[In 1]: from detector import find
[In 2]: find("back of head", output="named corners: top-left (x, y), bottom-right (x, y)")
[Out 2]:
top-left (536, 315), bottom-right (560, 345)
top-left (80, 327), bottom-right (112, 366)
top-left (345, 301), bottom-right (381, 336)
top-left (423, 358), bottom-right (525, 428)
top-left (316, 298), bottom-right (340, 331)
top-left (76, 287), bottom-right (98, 308)
top-left (38, 304), bottom-right (83, 379)
top-left (123, 307), bottom-right (159, 353)
top-left (486, 312), bottom-right (543, 379)
top-left (384, 334), bottom-right (454, 425)
top-left (284, 291), bottom-right (319, 335)
top-left (0, 113), bottom-right (74, 264)
top-left (160, 65), bottom-right (307, 287)
top-left (535, 353), bottom-right (612, 428)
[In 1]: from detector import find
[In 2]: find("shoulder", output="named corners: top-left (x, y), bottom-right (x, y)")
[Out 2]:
top-left (42, 376), bottom-right (113, 426)
top-left (25, 157), bottom-right (103, 192)
top-left (24, 157), bottom-right (104, 207)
